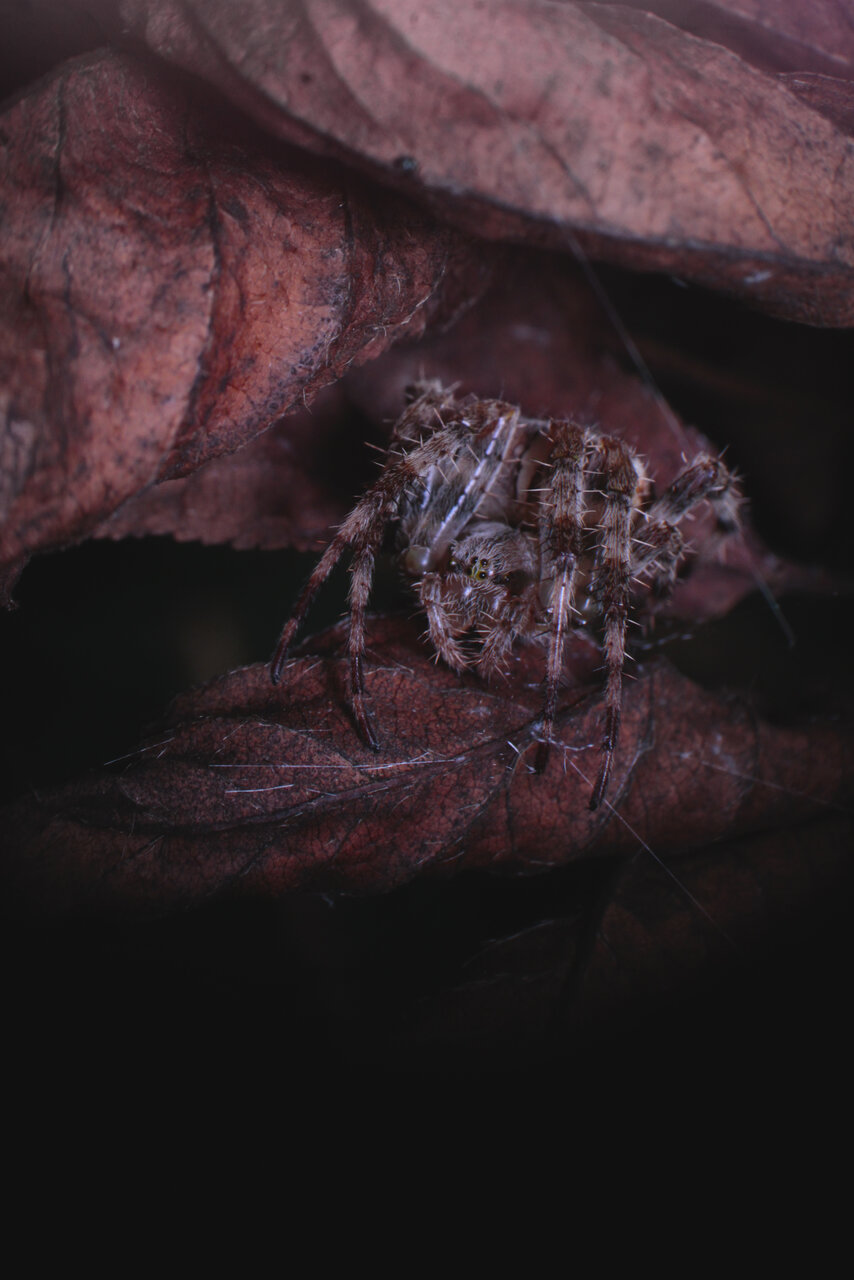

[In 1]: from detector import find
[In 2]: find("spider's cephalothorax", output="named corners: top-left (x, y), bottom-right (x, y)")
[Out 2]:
top-left (271, 382), bottom-right (741, 809)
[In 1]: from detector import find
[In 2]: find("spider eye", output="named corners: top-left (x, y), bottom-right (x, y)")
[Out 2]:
top-left (469, 557), bottom-right (490, 581)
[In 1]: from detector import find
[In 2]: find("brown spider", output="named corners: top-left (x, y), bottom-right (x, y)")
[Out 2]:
top-left (271, 381), bottom-right (741, 809)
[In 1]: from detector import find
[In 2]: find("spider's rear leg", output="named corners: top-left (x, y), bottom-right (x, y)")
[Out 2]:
top-left (589, 437), bottom-right (642, 811)
top-left (647, 455), bottom-right (742, 542)
top-left (634, 454), bottom-right (742, 608)
top-left (533, 421), bottom-right (587, 774)
top-left (271, 530), bottom-right (352, 684)
top-left (631, 522), bottom-right (685, 603)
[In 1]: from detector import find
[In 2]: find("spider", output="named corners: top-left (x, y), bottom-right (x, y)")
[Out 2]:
top-left (271, 381), bottom-right (742, 809)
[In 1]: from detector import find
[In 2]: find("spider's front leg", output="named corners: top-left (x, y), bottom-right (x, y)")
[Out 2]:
top-left (533, 421), bottom-right (587, 775)
top-left (270, 490), bottom-right (390, 750)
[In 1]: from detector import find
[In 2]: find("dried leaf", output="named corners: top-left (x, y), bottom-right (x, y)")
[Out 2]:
top-left (3, 616), bottom-right (849, 918)
top-left (95, 379), bottom-right (368, 552)
top-left (122, 0), bottom-right (854, 322)
top-left (0, 47), bottom-right (485, 587)
top-left (99, 254), bottom-right (829, 623)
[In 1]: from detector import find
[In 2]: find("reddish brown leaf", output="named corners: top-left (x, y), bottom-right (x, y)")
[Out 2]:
top-left (95, 379), bottom-right (367, 552)
top-left (99, 253), bottom-right (830, 623)
top-left (122, 0), bottom-right (854, 323)
top-left (97, 256), bottom-right (654, 549)
top-left (0, 46), bottom-right (485, 588)
top-left (3, 616), bottom-right (850, 918)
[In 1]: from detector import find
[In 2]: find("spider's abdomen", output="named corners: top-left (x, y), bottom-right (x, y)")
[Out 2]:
top-left (395, 400), bottom-right (532, 572)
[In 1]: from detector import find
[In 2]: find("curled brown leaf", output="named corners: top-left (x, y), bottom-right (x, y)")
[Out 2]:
top-left (122, 0), bottom-right (854, 323)
top-left (0, 46), bottom-right (484, 588)
top-left (99, 253), bottom-right (827, 625)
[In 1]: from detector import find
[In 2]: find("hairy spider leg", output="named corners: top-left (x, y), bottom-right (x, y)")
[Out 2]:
top-left (631, 522), bottom-right (685, 600)
top-left (533, 421), bottom-right (588, 774)
top-left (645, 455), bottom-right (742, 535)
top-left (270, 484), bottom-right (400, 750)
top-left (270, 526), bottom-right (355, 683)
top-left (634, 454), bottom-right (743, 597)
top-left (392, 379), bottom-right (460, 450)
top-left (475, 575), bottom-right (540, 676)
top-left (589, 436), bottom-right (642, 811)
